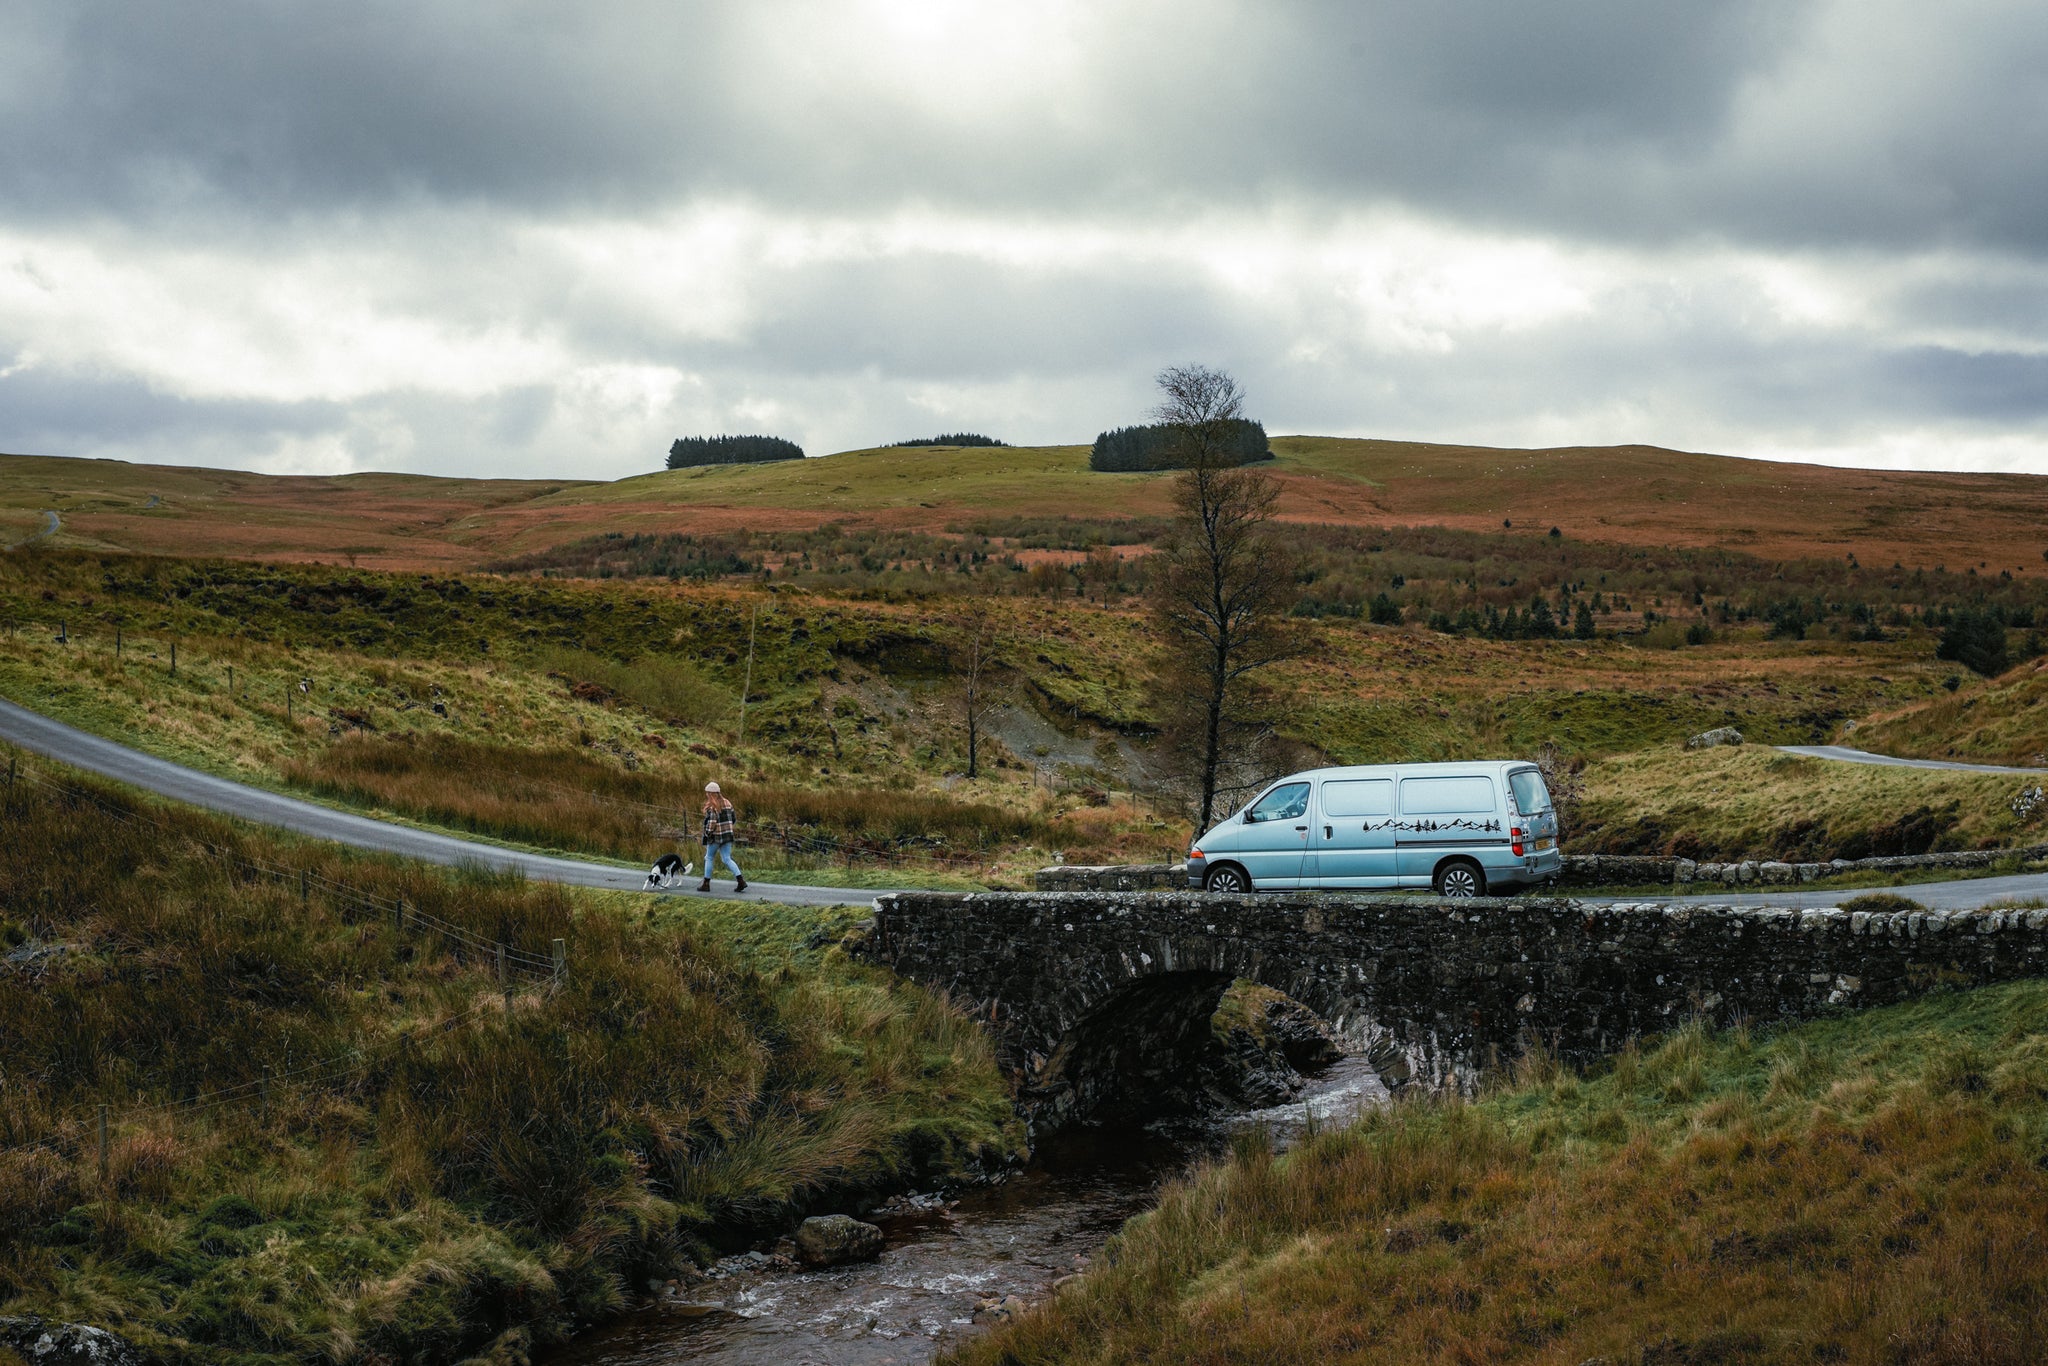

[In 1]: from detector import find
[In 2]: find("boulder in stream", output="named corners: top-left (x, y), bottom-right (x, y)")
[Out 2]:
top-left (794, 1214), bottom-right (884, 1267)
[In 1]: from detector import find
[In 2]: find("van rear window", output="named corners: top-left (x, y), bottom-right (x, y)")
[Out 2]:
top-left (1509, 769), bottom-right (1552, 814)
top-left (1399, 776), bottom-right (1496, 816)
top-left (1322, 779), bottom-right (1394, 817)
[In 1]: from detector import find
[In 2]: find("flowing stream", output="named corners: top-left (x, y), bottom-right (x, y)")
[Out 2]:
top-left (550, 1058), bottom-right (1388, 1366)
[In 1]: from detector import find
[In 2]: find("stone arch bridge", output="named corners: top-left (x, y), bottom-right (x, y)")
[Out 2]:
top-left (863, 890), bottom-right (2048, 1130)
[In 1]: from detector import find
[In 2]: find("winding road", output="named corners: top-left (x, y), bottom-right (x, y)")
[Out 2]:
top-left (1776, 744), bottom-right (2048, 775)
top-left (0, 696), bottom-right (2042, 911)
top-left (0, 698), bottom-right (898, 906)
top-left (4, 510), bottom-right (60, 549)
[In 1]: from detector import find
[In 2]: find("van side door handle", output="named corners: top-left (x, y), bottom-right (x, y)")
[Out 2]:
top-left (1324, 825), bottom-right (1332, 839)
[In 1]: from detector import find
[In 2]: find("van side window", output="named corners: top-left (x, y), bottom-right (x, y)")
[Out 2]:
top-left (1321, 779), bottom-right (1393, 817)
top-left (1398, 776), bottom-right (1496, 816)
top-left (1246, 782), bottom-right (1310, 823)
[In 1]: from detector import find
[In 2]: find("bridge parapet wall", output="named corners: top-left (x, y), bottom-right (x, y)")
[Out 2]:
top-left (867, 891), bottom-right (2048, 1120)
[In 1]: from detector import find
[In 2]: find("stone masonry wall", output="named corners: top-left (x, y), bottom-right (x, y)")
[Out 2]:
top-left (866, 890), bottom-right (2048, 1124)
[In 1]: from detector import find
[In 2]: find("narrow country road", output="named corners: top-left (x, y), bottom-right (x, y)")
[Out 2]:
top-left (0, 698), bottom-right (900, 907)
top-left (1778, 744), bottom-right (2048, 774)
top-left (6, 509), bottom-right (60, 549)
top-left (1, 696), bottom-right (2042, 912)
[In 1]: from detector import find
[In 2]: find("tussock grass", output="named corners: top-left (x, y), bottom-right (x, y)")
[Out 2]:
top-left (1572, 743), bottom-right (2036, 858)
top-left (952, 990), bottom-right (2048, 1365)
top-left (1854, 656), bottom-right (2048, 769)
top-left (0, 761), bottom-right (1019, 1366)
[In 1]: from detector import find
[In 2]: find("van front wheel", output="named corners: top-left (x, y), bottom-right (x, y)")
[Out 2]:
top-left (1434, 859), bottom-right (1485, 898)
top-left (1205, 864), bottom-right (1252, 894)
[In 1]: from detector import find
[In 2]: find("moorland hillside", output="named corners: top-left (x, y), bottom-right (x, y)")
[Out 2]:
top-left (6, 438), bottom-right (2048, 576)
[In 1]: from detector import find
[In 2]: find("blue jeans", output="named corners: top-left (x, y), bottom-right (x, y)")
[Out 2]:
top-left (704, 840), bottom-right (743, 880)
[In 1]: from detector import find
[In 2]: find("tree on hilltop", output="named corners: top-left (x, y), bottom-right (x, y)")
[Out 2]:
top-left (667, 435), bottom-right (804, 469)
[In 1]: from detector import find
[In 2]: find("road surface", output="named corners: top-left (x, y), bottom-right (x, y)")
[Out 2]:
top-left (1, 697), bottom-right (2041, 912)
top-left (0, 697), bottom-right (899, 907)
top-left (1778, 744), bottom-right (2048, 775)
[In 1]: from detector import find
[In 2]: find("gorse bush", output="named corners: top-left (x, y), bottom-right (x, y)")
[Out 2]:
top-left (0, 760), bottom-right (1017, 1366)
top-left (666, 434), bottom-right (804, 468)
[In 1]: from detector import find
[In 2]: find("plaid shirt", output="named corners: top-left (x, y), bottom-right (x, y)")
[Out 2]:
top-left (701, 799), bottom-right (735, 844)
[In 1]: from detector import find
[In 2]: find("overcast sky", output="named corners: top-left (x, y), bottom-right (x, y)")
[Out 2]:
top-left (4, 1), bottom-right (2046, 480)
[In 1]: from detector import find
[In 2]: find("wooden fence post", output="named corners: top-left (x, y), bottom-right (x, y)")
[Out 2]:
top-left (300, 870), bottom-right (309, 907)
top-left (98, 1104), bottom-right (109, 1187)
top-left (552, 938), bottom-right (567, 988)
top-left (170, 640), bottom-right (177, 676)
top-left (498, 944), bottom-right (511, 1017)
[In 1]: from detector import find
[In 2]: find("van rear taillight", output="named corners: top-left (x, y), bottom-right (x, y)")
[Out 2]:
top-left (1511, 826), bottom-right (1525, 856)
top-left (1188, 847), bottom-right (1204, 861)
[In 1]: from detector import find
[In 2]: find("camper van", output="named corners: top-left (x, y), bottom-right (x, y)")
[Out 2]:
top-left (1185, 761), bottom-right (1561, 897)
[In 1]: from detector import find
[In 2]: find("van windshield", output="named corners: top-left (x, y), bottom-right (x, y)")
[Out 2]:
top-left (1245, 782), bottom-right (1310, 823)
top-left (1509, 768), bottom-right (1552, 814)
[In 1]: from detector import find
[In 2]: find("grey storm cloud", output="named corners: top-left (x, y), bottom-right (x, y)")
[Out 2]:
top-left (5, 0), bottom-right (2040, 253)
top-left (2, 0), bottom-right (2047, 478)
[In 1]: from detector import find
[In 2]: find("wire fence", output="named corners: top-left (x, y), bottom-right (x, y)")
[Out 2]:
top-left (0, 754), bottom-right (568, 1172)
top-left (4, 757), bottom-right (563, 979)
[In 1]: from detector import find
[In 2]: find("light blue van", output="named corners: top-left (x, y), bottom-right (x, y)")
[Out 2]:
top-left (1185, 761), bottom-right (1562, 897)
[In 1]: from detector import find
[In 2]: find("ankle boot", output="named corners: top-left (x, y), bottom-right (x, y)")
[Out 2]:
top-left (735, 876), bottom-right (748, 893)
top-left (697, 878), bottom-right (711, 892)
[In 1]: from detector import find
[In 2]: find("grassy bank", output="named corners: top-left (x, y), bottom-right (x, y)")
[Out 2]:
top-left (1572, 744), bottom-right (2045, 858)
top-left (950, 981), bottom-right (2048, 1365)
top-left (0, 760), bottom-right (1021, 1366)
top-left (1852, 656), bottom-right (2048, 770)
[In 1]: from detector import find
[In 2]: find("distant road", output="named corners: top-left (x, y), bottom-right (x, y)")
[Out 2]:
top-left (0, 697), bottom-right (2039, 914)
top-left (1777, 744), bottom-right (2048, 775)
top-left (5, 509), bottom-right (59, 548)
top-left (0, 698), bottom-right (896, 907)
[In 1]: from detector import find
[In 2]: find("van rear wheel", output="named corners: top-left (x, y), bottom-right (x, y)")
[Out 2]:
top-left (1205, 864), bottom-right (1251, 894)
top-left (1434, 859), bottom-right (1485, 898)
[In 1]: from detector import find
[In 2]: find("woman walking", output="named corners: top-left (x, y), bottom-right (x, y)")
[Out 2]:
top-left (698, 781), bottom-right (747, 893)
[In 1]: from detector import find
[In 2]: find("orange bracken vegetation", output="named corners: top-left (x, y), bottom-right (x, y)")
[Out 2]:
top-left (8, 436), bottom-right (2048, 577)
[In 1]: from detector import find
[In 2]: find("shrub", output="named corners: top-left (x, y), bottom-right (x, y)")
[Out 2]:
top-left (1938, 607), bottom-right (2011, 677)
top-left (533, 645), bottom-right (734, 724)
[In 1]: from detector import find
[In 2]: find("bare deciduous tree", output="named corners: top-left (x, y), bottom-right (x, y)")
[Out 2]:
top-left (1146, 364), bottom-right (1301, 832)
top-left (954, 595), bottom-right (1006, 779)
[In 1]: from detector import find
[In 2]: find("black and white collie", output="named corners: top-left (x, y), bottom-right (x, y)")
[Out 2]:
top-left (645, 854), bottom-right (692, 889)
